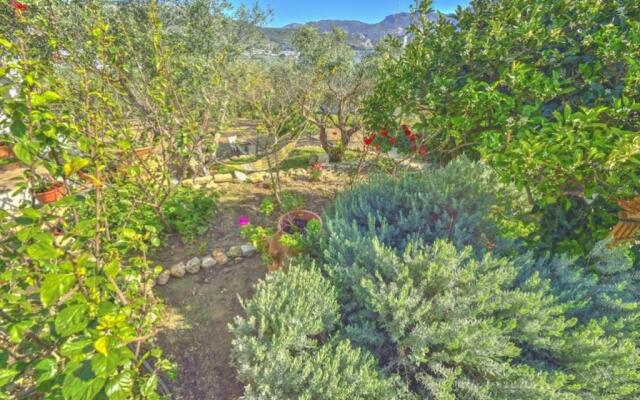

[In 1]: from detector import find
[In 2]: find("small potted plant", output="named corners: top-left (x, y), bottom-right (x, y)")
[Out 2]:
top-left (277, 209), bottom-right (322, 235)
top-left (33, 175), bottom-right (67, 204)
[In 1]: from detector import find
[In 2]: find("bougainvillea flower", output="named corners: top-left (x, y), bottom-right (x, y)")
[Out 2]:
top-left (237, 215), bottom-right (250, 226)
top-left (380, 129), bottom-right (389, 137)
top-left (11, 0), bottom-right (28, 11)
top-left (419, 145), bottom-right (428, 157)
top-left (388, 137), bottom-right (397, 146)
top-left (408, 134), bottom-right (417, 142)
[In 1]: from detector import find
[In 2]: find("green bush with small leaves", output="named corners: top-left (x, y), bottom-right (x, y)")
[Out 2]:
top-left (162, 187), bottom-right (218, 242)
top-left (232, 161), bottom-right (640, 399)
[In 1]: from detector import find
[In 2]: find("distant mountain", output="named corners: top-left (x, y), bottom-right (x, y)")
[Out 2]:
top-left (261, 12), bottom-right (448, 53)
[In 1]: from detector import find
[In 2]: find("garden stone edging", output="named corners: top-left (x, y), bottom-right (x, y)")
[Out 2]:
top-left (156, 243), bottom-right (257, 286)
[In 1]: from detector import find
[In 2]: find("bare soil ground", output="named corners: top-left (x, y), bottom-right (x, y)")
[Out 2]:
top-left (154, 173), bottom-right (348, 400)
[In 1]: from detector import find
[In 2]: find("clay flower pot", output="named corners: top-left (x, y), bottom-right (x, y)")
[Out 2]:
top-left (0, 144), bottom-right (13, 159)
top-left (35, 183), bottom-right (67, 204)
top-left (277, 209), bottom-right (322, 234)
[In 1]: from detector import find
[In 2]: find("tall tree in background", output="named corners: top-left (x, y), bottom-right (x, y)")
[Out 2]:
top-left (294, 27), bottom-right (373, 162)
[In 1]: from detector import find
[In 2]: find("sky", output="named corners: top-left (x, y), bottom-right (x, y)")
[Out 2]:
top-left (230, 0), bottom-right (470, 27)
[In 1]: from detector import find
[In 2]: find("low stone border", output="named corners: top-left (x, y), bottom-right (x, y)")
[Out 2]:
top-left (156, 242), bottom-right (257, 286)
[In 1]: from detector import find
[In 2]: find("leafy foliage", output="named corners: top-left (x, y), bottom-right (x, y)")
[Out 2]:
top-left (162, 187), bottom-right (217, 242)
top-left (366, 0), bottom-right (640, 255)
top-left (230, 264), bottom-right (407, 400)
top-left (0, 0), bottom-right (259, 398)
top-left (232, 161), bottom-right (640, 399)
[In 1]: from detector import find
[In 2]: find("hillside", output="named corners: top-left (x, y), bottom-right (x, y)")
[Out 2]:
top-left (262, 12), bottom-right (447, 52)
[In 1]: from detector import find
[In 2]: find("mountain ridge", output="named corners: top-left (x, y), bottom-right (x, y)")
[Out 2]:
top-left (262, 12), bottom-right (440, 52)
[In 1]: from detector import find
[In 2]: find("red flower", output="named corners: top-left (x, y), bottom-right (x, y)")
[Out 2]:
top-left (380, 129), bottom-right (389, 137)
top-left (11, 0), bottom-right (28, 11)
top-left (408, 134), bottom-right (417, 142)
top-left (364, 134), bottom-right (375, 146)
top-left (418, 145), bottom-right (428, 157)
top-left (388, 137), bottom-right (397, 146)
top-left (401, 124), bottom-right (411, 135)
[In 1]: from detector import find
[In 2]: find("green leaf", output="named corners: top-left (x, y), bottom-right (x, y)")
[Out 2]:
top-left (12, 142), bottom-right (33, 164)
top-left (60, 338), bottom-right (93, 358)
top-left (31, 90), bottom-right (62, 107)
top-left (55, 304), bottom-right (89, 337)
top-left (140, 374), bottom-right (158, 398)
top-left (90, 352), bottom-right (120, 378)
top-left (104, 372), bottom-right (133, 400)
top-left (0, 369), bottom-right (19, 387)
top-left (94, 336), bottom-right (111, 356)
top-left (40, 273), bottom-right (76, 307)
top-left (26, 237), bottom-right (61, 261)
top-left (62, 361), bottom-right (106, 400)
top-left (0, 38), bottom-right (13, 50)
top-left (103, 260), bottom-right (120, 279)
top-left (9, 320), bottom-right (34, 343)
top-left (34, 357), bottom-right (58, 387)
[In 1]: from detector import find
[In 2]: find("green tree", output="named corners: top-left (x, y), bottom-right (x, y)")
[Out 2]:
top-left (365, 0), bottom-right (640, 255)
top-left (294, 27), bottom-right (373, 162)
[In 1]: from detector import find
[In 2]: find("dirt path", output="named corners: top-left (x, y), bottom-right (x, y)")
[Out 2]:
top-left (154, 175), bottom-right (345, 399)
top-left (155, 257), bottom-right (265, 400)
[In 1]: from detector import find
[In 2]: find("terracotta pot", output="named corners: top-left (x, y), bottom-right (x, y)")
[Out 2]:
top-left (35, 183), bottom-right (66, 204)
top-left (0, 144), bottom-right (13, 159)
top-left (277, 209), bottom-right (322, 234)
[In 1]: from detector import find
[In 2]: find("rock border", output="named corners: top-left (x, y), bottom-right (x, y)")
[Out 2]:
top-left (156, 243), bottom-right (257, 286)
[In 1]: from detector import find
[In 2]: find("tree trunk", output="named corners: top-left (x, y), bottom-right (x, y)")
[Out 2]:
top-left (319, 126), bottom-right (344, 162)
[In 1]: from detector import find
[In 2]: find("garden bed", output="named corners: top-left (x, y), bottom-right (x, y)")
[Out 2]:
top-left (153, 174), bottom-right (346, 399)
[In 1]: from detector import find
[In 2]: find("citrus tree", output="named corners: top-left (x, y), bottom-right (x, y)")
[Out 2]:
top-left (366, 0), bottom-right (640, 254)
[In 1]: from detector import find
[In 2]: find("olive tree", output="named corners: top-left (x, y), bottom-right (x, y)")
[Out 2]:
top-left (293, 27), bottom-right (373, 162)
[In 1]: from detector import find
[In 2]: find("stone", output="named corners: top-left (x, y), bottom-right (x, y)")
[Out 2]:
top-left (227, 245), bottom-right (242, 259)
top-left (194, 176), bottom-right (213, 185)
top-left (169, 262), bottom-right (186, 278)
top-left (317, 154), bottom-right (330, 163)
top-left (212, 249), bottom-right (228, 265)
top-left (202, 256), bottom-right (217, 269)
top-left (213, 173), bottom-right (233, 183)
top-left (205, 181), bottom-right (218, 190)
top-left (247, 173), bottom-right (266, 183)
top-left (157, 270), bottom-right (171, 286)
top-left (309, 154), bottom-right (320, 165)
top-left (186, 257), bottom-right (201, 274)
top-left (241, 243), bottom-right (257, 257)
top-left (233, 171), bottom-right (248, 182)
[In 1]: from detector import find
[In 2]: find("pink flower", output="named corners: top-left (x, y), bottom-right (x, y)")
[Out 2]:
top-left (237, 215), bottom-right (250, 226)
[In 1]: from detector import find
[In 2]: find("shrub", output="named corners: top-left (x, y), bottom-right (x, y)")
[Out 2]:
top-left (232, 163), bottom-right (640, 399)
top-left (316, 157), bottom-right (524, 262)
top-left (162, 187), bottom-right (217, 242)
top-left (230, 264), bottom-right (406, 399)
